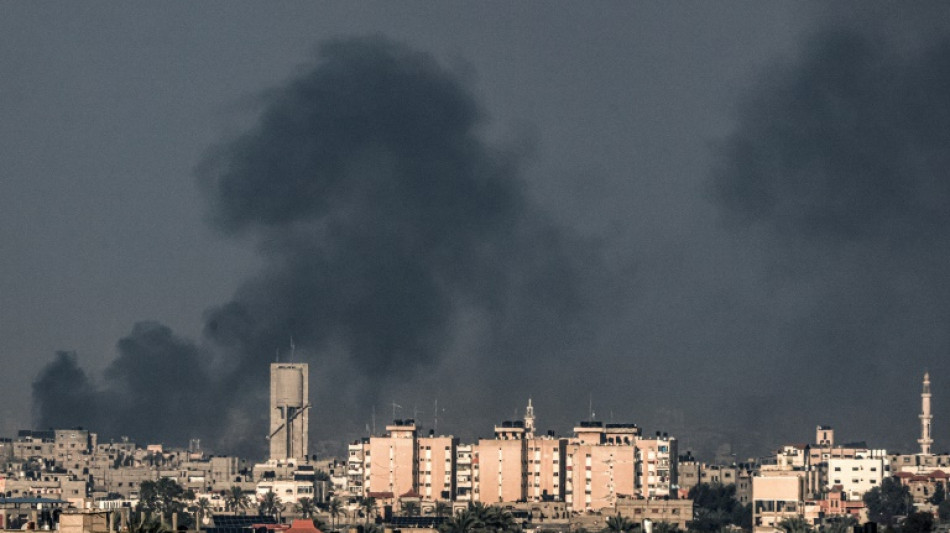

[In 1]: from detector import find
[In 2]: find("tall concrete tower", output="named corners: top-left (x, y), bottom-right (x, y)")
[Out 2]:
top-left (919, 372), bottom-right (933, 456)
top-left (269, 362), bottom-right (310, 462)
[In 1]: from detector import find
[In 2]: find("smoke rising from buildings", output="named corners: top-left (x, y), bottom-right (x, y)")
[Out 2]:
top-left (32, 37), bottom-right (608, 457)
top-left (710, 21), bottom-right (950, 449)
top-left (28, 9), bottom-right (950, 461)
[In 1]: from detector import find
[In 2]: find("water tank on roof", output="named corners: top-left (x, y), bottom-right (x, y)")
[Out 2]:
top-left (276, 366), bottom-right (304, 407)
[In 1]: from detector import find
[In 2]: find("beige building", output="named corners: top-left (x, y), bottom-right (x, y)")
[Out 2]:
top-left (635, 435), bottom-right (678, 499)
top-left (615, 496), bottom-right (692, 530)
top-left (526, 437), bottom-right (566, 502)
top-left (367, 420), bottom-right (418, 500)
top-left (416, 435), bottom-right (457, 501)
top-left (477, 426), bottom-right (527, 504)
top-left (752, 473), bottom-right (806, 532)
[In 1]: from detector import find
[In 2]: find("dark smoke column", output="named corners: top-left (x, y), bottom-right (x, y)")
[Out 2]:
top-left (33, 36), bottom-right (596, 456)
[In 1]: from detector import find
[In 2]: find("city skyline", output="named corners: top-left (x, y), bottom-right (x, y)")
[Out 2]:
top-left (4, 3), bottom-right (950, 462)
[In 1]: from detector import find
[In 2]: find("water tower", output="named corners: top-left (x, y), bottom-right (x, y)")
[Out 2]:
top-left (269, 362), bottom-right (310, 462)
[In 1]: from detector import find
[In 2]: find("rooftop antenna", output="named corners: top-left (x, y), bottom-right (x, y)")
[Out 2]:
top-left (275, 348), bottom-right (280, 363)
top-left (290, 337), bottom-right (295, 362)
top-left (434, 399), bottom-right (438, 434)
top-left (589, 394), bottom-right (593, 422)
top-left (372, 405), bottom-right (377, 436)
top-left (392, 401), bottom-right (402, 421)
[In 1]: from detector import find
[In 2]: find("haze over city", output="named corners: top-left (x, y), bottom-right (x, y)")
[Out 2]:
top-left (3, 2), bottom-right (950, 462)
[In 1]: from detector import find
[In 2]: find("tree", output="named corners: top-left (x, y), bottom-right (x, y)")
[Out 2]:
top-left (295, 498), bottom-right (316, 519)
top-left (902, 511), bottom-right (934, 533)
top-left (939, 500), bottom-right (950, 522)
top-left (819, 515), bottom-right (856, 533)
top-left (930, 483), bottom-right (946, 506)
top-left (651, 521), bottom-right (681, 533)
top-left (439, 510), bottom-right (482, 533)
top-left (402, 501), bottom-right (420, 518)
top-left (434, 501), bottom-right (451, 520)
top-left (258, 491), bottom-right (282, 519)
top-left (605, 514), bottom-right (637, 533)
top-left (863, 477), bottom-right (912, 527)
top-left (687, 483), bottom-right (745, 532)
top-left (139, 478), bottom-right (189, 519)
top-left (224, 486), bottom-right (250, 514)
top-left (193, 498), bottom-right (211, 526)
top-left (777, 516), bottom-right (812, 533)
top-left (469, 504), bottom-right (518, 533)
top-left (360, 497), bottom-right (377, 525)
top-left (328, 499), bottom-right (342, 530)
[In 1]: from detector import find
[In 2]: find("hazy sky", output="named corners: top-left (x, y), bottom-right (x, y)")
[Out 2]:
top-left (3, 2), bottom-right (949, 460)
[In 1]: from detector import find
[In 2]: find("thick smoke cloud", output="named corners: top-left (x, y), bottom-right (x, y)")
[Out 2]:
top-left (32, 37), bottom-right (603, 457)
top-left (711, 25), bottom-right (950, 452)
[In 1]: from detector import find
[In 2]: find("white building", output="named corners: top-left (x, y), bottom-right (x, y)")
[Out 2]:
top-left (827, 457), bottom-right (885, 500)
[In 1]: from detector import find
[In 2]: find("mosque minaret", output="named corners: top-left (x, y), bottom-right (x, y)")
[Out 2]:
top-left (919, 372), bottom-right (933, 456)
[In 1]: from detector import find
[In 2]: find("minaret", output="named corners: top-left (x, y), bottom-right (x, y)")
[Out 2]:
top-left (918, 372), bottom-right (933, 456)
top-left (525, 398), bottom-right (536, 439)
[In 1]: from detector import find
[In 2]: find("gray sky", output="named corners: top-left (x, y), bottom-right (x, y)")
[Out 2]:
top-left (3, 2), bottom-right (948, 460)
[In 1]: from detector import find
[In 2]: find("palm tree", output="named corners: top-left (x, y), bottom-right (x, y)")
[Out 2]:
top-left (328, 499), bottom-right (342, 530)
top-left (360, 497), bottom-right (377, 525)
top-left (258, 491), bottom-right (282, 520)
top-left (295, 497), bottom-right (316, 519)
top-left (605, 514), bottom-right (637, 533)
top-left (434, 501), bottom-right (451, 520)
top-left (439, 509), bottom-right (483, 533)
top-left (402, 501), bottom-right (420, 518)
top-left (194, 498), bottom-right (211, 526)
top-left (819, 516), bottom-right (856, 533)
top-left (778, 516), bottom-right (813, 533)
top-left (225, 486), bottom-right (250, 515)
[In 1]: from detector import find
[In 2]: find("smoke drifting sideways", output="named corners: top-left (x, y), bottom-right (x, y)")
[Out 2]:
top-left (32, 37), bottom-right (607, 457)
top-left (711, 23), bottom-right (950, 451)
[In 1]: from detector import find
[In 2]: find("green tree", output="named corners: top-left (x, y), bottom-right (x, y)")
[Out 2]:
top-left (434, 501), bottom-right (451, 519)
top-left (863, 477), bottom-right (912, 527)
top-left (819, 515), bottom-right (856, 533)
top-left (193, 498), bottom-right (212, 526)
top-left (360, 496), bottom-right (377, 525)
top-left (139, 478), bottom-right (188, 518)
top-left (328, 498), bottom-right (342, 530)
top-left (224, 486), bottom-right (250, 514)
top-left (294, 497), bottom-right (316, 519)
top-left (474, 504), bottom-right (518, 533)
top-left (902, 511), bottom-right (934, 533)
top-left (258, 491), bottom-right (282, 519)
top-left (439, 510), bottom-right (482, 533)
top-left (930, 483), bottom-right (946, 506)
top-left (938, 499), bottom-right (950, 522)
top-left (651, 521), bottom-right (681, 533)
top-left (604, 514), bottom-right (637, 533)
top-left (403, 501), bottom-right (420, 517)
top-left (687, 483), bottom-right (745, 532)
top-left (777, 516), bottom-right (812, 533)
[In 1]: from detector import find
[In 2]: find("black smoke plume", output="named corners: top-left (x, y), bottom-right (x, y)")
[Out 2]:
top-left (32, 37), bottom-right (605, 456)
top-left (711, 23), bottom-right (950, 452)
